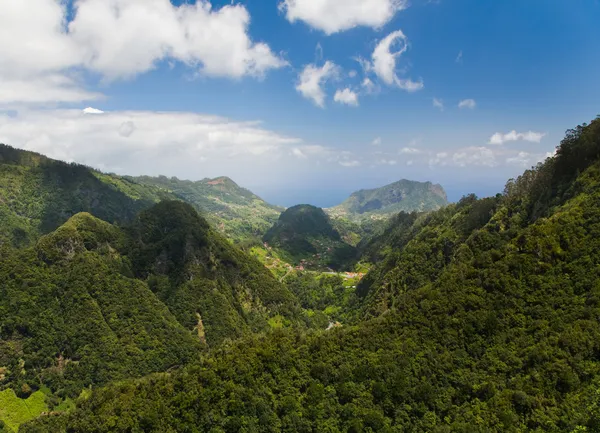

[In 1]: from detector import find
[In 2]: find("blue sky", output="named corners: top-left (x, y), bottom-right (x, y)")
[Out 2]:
top-left (0, 0), bottom-right (599, 207)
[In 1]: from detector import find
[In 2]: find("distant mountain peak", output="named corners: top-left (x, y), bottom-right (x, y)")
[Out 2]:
top-left (328, 179), bottom-right (448, 219)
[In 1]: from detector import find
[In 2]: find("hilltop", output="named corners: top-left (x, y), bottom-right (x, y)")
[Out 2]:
top-left (131, 175), bottom-right (283, 242)
top-left (328, 179), bottom-right (448, 220)
top-left (263, 204), bottom-right (356, 270)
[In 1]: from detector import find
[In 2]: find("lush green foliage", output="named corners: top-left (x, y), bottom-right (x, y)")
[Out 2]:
top-left (20, 116), bottom-right (600, 433)
top-left (0, 202), bottom-right (299, 411)
top-left (0, 389), bottom-right (47, 432)
top-left (0, 144), bottom-right (158, 248)
top-left (263, 205), bottom-right (357, 270)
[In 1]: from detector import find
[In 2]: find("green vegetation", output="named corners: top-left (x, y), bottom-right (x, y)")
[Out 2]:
top-left (17, 115), bottom-right (600, 433)
top-left (263, 204), bottom-right (357, 270)
top-left (0, 145), bottom-right (282, 249)
top-left (328, 179), bottom-right (448, 220)
top-left (0, 389), bottom-right (47, 432)
top-left (0, 202), bottom-right (299, 409)
top-left (2, 116), bottom-right (600, 432)
top-left (131, 175), bottom-right (283, 242)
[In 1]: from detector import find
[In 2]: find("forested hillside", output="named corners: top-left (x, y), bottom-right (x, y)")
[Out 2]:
top-left (131, 175), bottom-right (283, 242)
top-left (0, 202), bottom-right (300, 431)
top-left (17, 119), bottom-right (600, 432)
top-left (263, 204), bottom-right (356, 270)
top-left (0, 145), bottom-right (282, 248)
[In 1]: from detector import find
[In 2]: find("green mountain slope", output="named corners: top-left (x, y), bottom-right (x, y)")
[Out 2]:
top-left (263, 204), bottom-right (356, 270)
top-left (0, 202), bottom-right (298, 419)
top-left (131, 175), bottom-right (283, 242)
top-left (328, 179), bottom-right (448, 220)
top-left (0, 212), bottom-right (201, 399)
top-left (21, 116), bottom-right (600, 433)
top-left (128, 201), bottom-right (298, 345)
top-left (0, 144), bottom-right (164, 248)
top-left (0, 145), bottom-right (282, 248)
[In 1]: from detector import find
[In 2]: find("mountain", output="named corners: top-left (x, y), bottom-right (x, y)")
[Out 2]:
top-left (328, 179), bottom-right (448, 220)
top-left (0, 201), bottom-right (299, 427)
top-left (263, 204), bottom-right (356, 270)
top-left (131, 175), bottom-right (283, 242)
top-left (19, 116), bottom-right (600, 433)
top-left (0, 144), bottom-right (282, 247)
top-left (0, 144), bottom-right (163, 248)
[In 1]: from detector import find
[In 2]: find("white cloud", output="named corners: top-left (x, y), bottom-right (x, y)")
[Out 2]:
top-left (0, 108), bottom-right (303, 176)
top-left (279, 0), bottom-right (408, 35)
top-left (367, 30), bottom-right (423, 91)
top-left (371, 137), bottom-right (382, 146)
top-left (455, 50), bottom-right (463, 63)
top-left (296, 61), bottom-right (339, 107)
top-left (0, 108), bottom-right (370, 188)
top-left (458, 99), bottom-right (476, 109)
top-left (339, 160), bottom-right (361, 167)
top-left (433, 98), bottom-right (444, 111)
top-left (334, 88), bottom-right (359, 106)
top-left (348, 70), bottom-right (358, 78)
top-left (377, 159), bottom-right (397, 166)
top-left (83, 107), bottom-right (104, 115)
top-left (0, 76), bottom-right (103, 105)
top-left (0, 0), bottom-right (286, 106)
top-left (488, 130), bottom-right (546, 145)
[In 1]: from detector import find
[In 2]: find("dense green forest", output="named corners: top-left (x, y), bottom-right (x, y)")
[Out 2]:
top-left (0, 201), bottom-right (302, 431)
top-left (263, 204), bottom-right (357, 270)
top-left (2, 116), bottom-right (600, 432)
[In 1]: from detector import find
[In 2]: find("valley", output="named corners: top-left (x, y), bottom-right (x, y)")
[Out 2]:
top-left (0, 116), bottom-right (599, 432)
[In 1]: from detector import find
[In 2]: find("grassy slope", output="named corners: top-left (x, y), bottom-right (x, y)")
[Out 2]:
top-left (0, 389), bottom-right (47, 432)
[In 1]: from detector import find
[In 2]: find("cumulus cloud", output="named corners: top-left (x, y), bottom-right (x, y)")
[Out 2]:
top-left (83, 107), bottom-right (104, 115)
top-left (296, 61), bottom-right (339, 107)
top-left (0, 108), bottom-right (374, 188)
top-left (361, 30), bottom-right (423, 92)
top-left (371, 137), bottom-right (382, 146)
top-left (0, 0), bottom-right (286, 105)
top-left (458, 99), bottom-right (476, 109)
top-left (279, 0), bottom-right (408, 35)
top-left (334, 88), bottom-right (359, 106)
top-left (433, 98), bottom-right (444, 111)
top-left (488, 130), bottom-right (546, 145)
